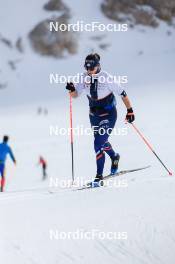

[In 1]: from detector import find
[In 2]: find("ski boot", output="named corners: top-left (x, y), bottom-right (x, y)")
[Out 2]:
top-left (111, 153), bottom-right (120, 175)
top-left (90, 174), bottom-right (104, 188)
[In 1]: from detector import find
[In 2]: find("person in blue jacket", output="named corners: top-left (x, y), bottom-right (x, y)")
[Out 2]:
top-left (0, 135), bottom-right (16, 192)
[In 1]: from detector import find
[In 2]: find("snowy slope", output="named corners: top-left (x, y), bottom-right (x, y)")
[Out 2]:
top-left (1, 175), bottom-right (175, 264)
top-left (0, 92), bottom-right (174, 264)
top-left (0, 0), bottom-right (175, 106)
top-left (0, 0), bottom-right (175, 263)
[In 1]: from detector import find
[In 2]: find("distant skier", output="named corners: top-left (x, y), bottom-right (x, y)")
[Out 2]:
top-left (66, 53), bottom-right (135, 186)
top-left (38, 156), bottom-right (47, 180)
top-left (0, 135), bottom-right (16, 192)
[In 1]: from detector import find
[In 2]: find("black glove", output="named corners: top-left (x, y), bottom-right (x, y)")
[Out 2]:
top-left (66, 82), bottom-right (75, 92)
top-left (126, 108), bottom-right (135, 123)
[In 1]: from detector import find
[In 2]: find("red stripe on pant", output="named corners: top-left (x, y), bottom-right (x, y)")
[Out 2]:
top-left (104, 147), bottom-right (112, 151)
top-left (0, 177), bottom-right (5, 192)
top-left (96, 153), bottom-right (104, 160)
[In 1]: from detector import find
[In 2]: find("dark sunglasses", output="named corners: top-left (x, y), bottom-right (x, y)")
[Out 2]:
top-left (84, 59), bottom-right (99, 71)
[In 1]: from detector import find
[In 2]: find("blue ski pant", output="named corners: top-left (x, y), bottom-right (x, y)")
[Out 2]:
top-left (0, 163), bottom-right (5, 177)
top-left (89, 107), bottom-right (117, 175)
top-left (0, 163), bottom-right (5, 191)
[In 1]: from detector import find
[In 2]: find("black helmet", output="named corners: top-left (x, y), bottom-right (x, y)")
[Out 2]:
top-left (84, 53), bottom-right (100, 71)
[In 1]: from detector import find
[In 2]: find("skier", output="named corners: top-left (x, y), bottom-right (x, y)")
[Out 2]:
top-left (66, 53), bottom-right (135, 186)
top-left (38, 156), bottom-right (47, 180)
top-left (0, 135), bottom-right (16, 192)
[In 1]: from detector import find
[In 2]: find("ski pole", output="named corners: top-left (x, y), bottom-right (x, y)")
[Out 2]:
top-left (69, 93), bottom-right (75, 183)
top-left (130, 123), bottom-right (173, 176)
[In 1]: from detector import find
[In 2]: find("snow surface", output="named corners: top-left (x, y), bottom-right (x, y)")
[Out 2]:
top-left (0, 0), bottom-right (175, 263)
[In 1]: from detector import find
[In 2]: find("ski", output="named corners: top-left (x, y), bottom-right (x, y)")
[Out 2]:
top-left (75, 165), bottom-right (151, 191)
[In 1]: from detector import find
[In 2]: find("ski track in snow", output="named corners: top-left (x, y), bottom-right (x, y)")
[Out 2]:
top-left (1, 171), bottom-right (175, 264)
